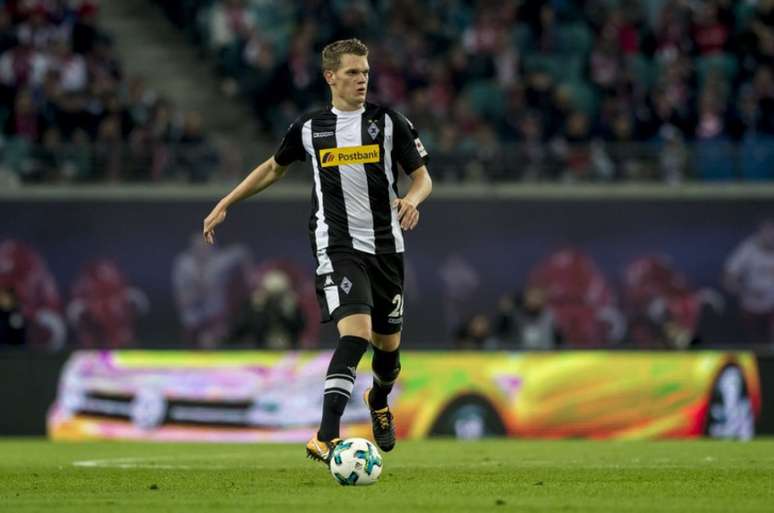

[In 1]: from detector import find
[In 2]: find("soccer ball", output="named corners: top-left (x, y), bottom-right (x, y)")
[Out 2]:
top-left (329, 437), bottom-right (383, 486)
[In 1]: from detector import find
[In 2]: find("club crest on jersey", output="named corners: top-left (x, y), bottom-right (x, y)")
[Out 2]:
top-left (368, 121), bottom-right (379, 140)
top-left (319, 145), bottom-right (380, 167)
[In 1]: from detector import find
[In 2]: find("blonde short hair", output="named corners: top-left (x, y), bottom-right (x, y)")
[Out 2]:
top-left (321, 38), bottom-right (368, 72)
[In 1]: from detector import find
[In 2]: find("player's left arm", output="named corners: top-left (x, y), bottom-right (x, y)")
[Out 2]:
top-left (390, 109), bottom-right (432, 230)
top-left (395, 166), bottom-right (432, 231)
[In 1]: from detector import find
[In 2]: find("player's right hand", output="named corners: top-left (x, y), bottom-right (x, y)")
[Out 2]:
top-left (203, 208), bottom-right (227, 244)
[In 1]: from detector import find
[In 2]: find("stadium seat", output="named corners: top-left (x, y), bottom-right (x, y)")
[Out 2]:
top-left (523, 54), bottom-right (561, 77)
top-left (524, 53), bottom-right (584, 84)
top-left (695, 53), bottom-right (738, 87)
top-left (564, 80), bottom-right (597, 116)
top-left (734, 1), bottom-right (757, 32)
top-left (694, 139), bottom-right (737, 181)
top-left (511, 23), bottom-right (531, 52)
top-left (627, 54), bottom-right (656, 89)
top-left (740, 135), bottom-right (774, 181)
top-left (557, 24), bottom-right (593, 57)
top-left (465, 80), bottom-right (505, 120)
top-left (2, 138), bottom-right (32, 178)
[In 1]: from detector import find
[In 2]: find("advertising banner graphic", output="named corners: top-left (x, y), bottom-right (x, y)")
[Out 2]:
top-left (47, 351), bottom-right (761, 442)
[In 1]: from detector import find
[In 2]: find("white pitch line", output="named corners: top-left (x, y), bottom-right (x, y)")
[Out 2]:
top-left (72, 453), bottom-right (245, 470)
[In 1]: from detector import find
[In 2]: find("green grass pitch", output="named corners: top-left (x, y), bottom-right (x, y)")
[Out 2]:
top-left (1, 439), bottom-right (773, 512)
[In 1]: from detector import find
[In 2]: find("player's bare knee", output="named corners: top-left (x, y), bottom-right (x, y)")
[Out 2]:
top-left (372, 331), bottom-right (401, 352)
top-left (336, 313), bottom-right (372, 340)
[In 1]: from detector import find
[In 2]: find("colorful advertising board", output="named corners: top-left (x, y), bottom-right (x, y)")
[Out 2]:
top-left (47, 351), bottom-right (761, 442)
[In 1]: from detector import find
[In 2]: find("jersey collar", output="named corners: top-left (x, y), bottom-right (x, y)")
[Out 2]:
top-left (331, 104), bottom-right (365, 117)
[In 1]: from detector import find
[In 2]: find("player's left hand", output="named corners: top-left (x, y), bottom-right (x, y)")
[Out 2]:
top-left (394, 198), bottom-right (419, 231)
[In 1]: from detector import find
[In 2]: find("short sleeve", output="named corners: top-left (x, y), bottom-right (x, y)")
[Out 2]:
top-left (390, 110), bottom-right (429, 174)
top-left (274, 119), bottom-right (306, 166)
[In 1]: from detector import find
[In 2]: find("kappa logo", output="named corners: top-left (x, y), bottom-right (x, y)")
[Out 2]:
top-left (324, 275), bottom-right (335, 287)
top-left (319, 145), bottom-right (380, 167)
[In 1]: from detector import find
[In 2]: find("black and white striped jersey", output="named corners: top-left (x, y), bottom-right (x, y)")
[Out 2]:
top-left (273, 102), bottom-right (429, 272)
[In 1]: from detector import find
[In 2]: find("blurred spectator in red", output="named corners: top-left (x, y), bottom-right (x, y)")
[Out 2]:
top-left (0, 239), bottom-right (65, 350)
top-left (601, 6), bottom-right (641, 57)
top-left (0, 286), bottom-right (26, 346)
top-left (4, 87), bottom-right (43, 141)
top-left (692, 2), bottom-right (730, 56)
top-left (725, 220), bottom-right (774, 344)
top-left (172, 234), bottom-right (250, 348)
top-left (623, 255), bottom-right (723, 349)
top-left (527, 247), bottom-right (624, 346)
top-left (67, 259), bottom-right (149, 348)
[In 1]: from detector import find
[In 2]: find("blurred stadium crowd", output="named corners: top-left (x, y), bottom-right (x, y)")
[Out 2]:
top-left (0, 0), bottom-right (217, 184)
top-left (2, 219), bottom-right (773, 351)
top-left (0, 0), bottom-right (772, 183)
top-left (155, 0), bottom-right (774, 182)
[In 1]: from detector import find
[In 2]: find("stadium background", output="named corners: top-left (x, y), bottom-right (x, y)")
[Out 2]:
top-left (0, 0), bottom-right (773, 445)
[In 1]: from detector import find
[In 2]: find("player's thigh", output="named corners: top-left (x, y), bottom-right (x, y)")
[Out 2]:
top-left (315, 251), bottom-right (374, 333)
top-left (367, 252), bottom-right (405, 336)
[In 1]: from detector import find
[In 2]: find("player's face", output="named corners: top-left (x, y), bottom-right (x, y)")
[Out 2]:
top-left (327, 54), bottom-right (369, 108)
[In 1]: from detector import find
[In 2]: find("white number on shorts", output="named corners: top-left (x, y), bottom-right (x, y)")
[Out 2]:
top-left (388, 294), bottom-right (404, 318)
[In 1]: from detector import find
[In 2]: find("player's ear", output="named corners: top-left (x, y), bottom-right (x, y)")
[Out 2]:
top-left (324, 69), bottom-right (335, 85)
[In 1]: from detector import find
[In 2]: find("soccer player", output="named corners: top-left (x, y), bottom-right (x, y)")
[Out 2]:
top-left (202, 38), bottom-right (432, 464)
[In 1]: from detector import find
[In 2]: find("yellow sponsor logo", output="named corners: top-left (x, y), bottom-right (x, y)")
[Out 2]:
top-left (319, 145), bottom-right (380, 167)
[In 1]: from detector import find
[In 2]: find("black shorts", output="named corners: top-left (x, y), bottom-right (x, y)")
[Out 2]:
top-left (314, 249), bottom-right (404, 334)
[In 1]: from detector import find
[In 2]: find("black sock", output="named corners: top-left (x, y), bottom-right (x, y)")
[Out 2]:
top-left (317, 335), bottom-right (368, 441)
top-left (369, 346), bottom-right (400, 410)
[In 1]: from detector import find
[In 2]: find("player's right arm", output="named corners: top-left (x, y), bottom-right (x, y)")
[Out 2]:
top-left (203, 117), bottom-right (307, 244)
top-left (203, 157), bottom-right (288, 244)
